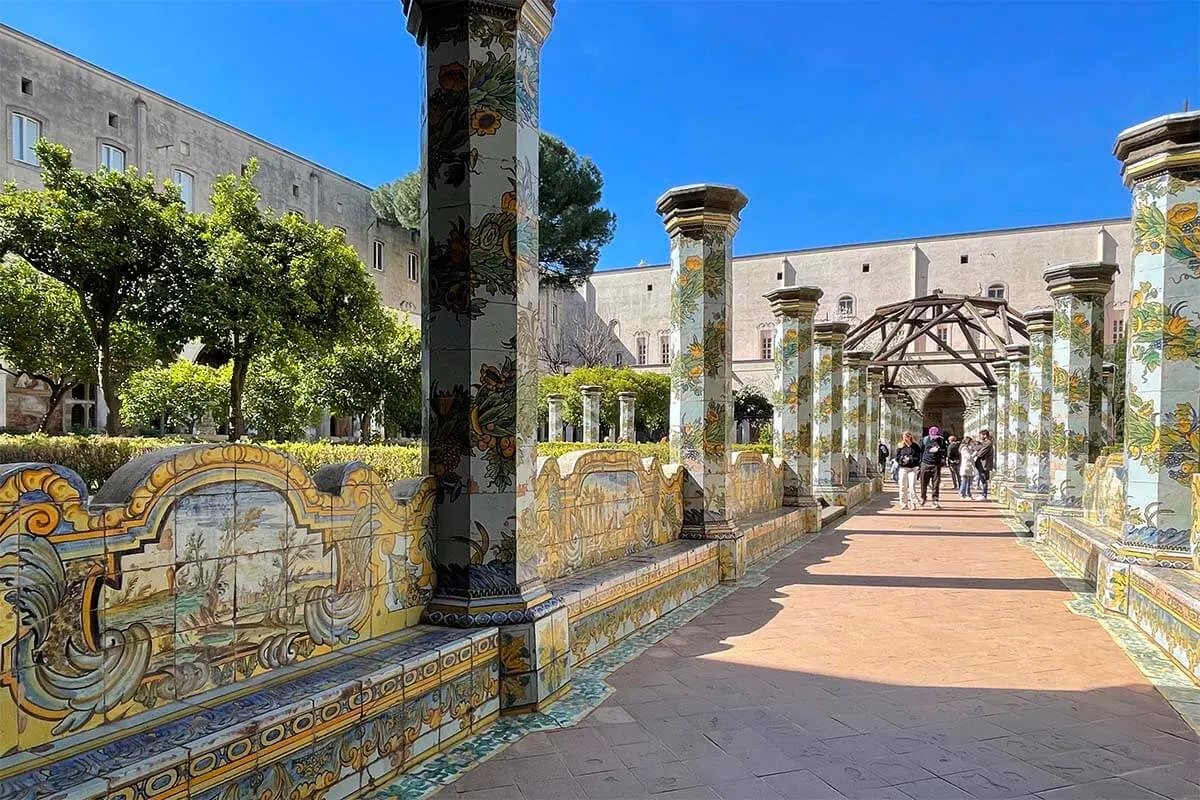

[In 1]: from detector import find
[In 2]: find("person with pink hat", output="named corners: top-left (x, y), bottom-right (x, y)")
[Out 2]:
top-left (918, 425), bottom-right (948, 509)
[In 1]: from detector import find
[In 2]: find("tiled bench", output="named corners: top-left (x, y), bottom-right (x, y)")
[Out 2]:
top-left (548, 540), bottom-right (721, 667)
top-left (0, 626), bottom-right (498, 800)
top-left (740, 505), bottom-right (821, 567)
top-left (1037, 514), bottom-right (1200, 685)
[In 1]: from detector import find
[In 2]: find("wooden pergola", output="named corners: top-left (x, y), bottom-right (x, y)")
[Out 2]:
top-left (844, 291), bottom-right (1028, 390)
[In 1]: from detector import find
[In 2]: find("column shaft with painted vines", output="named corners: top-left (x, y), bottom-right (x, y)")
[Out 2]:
top-left (1024, 309), bottom-right (1054, 498)
top-left (813, 322), bottom-right (851, 502)
top-left (618, 391), bottom-right (636, 442)
top-left (992, 360), bottom-right (1011, 491)
top-left (1006, 345), bottom-right (1029, 496)
top-left (1100, 363), bottom-right (1116, 448)
top-left (765, 286), bottom-right (822, 508)
top-left (660, 184), bottom-right (748, 580)
top-left (842, 352), bottom-right (867, 479)
top-left (581, 385), bottom-right (601, 442)
top-left (405, 0), bottom-right (570, 710)
top-left (1114, 111), bottom-right (1200, 565)
top-left (1043, 261), bottom-right (1116, 510)
top-left (547, 393), bottom-right (565, 442)
top-left (880, 390), bottom-right (897, 451)
top-left (866, 367), bottom-right (884, 475)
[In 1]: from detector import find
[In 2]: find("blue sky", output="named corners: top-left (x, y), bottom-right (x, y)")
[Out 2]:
top-left (2, 1), bottom-right (1197, 269)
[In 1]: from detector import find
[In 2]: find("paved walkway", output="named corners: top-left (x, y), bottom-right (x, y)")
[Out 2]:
top-left (440, 491), bottom-right (1200, 800)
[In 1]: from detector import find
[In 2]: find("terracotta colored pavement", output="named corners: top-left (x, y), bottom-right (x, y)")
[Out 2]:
top-left (439, 491), bottom-right (1200, 800)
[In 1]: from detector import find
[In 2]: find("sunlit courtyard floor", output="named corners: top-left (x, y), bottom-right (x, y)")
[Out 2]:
top-left (434, 490), bottom-right (1199, 800)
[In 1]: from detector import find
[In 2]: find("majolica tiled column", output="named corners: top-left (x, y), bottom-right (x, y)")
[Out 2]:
top-left (992, 359), bottom-right (1011, 491)
top-left (1043, 261), bottom-right (1116, 511)
top-left (866, 366), bottom-right (884, 476)
top-left (1100, 363), bottom-right (1116, 448)
top-left (407, 0), bottom-right (568, 710)
top-left (660, 184), bottom-right (748, 580)
top-left (547, 393), bottom-right (565, 442)
top-left (765, 286), bottom-right (822, 508)
top-left (581, 385), bottom-right (602, 442)
top-left (980, 388), bottom-right (996, 438)
top-left (842, 351), bottom-right (866, 479)
top-left (1114, 111), bottom-right (1200, 563)
top-left (881, 389), bottom-right (897, 450)
top-left (618, 391), bottom-right (636, 442)
top-left (1006, 345), bottom-right (1029, 493)
top-left (813, 322), bottom-right (851, 502)
top-left (1024, 309), bottom-right (1054, 498)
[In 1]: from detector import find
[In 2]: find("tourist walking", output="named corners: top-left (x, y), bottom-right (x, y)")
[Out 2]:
top-left (959, 436), bottom-right (977, 498)
top-left (974, 429), bottom-right (994, 500)
top-left (946, 435), bottom-right (962, 489)
top-left (919, 425), bottom-right (947, 508)
top-left (894, 431), bottom-right (922, 510)
top-left (878, 441), bottom-right (889, 474)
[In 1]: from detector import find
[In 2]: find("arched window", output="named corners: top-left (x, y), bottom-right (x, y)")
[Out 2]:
top-left (837, 295), bottom-right (855, 317)
top-left (986, 283), bottom-right (1006, 300)
top-left (635, 334), bottom-right (648, 365)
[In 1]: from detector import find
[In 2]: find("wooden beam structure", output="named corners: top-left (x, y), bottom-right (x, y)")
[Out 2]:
top-left (845, 291), bottom-right (1029, 391)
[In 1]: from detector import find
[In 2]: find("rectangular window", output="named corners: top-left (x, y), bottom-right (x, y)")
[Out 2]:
top-left (10, 112), bottom-right (40, 164)
top-left (636, 336), bottom-right (647, 366)
top-left (661, 335), bottom-right (671, 365)
top-left (862, 263), bottom-right (870, 273)
top-left (936, 324), bottom-right (952, 351)
top-left (372, 240), bottom-right (384, 271)
top-left (960, 254), bottom-right (969, 264)
top-left (407, 252), bottom-right (418, 282)
top-left (647, 284), bottom-right (653, 292)
top-left (1111, 318), bottom-right (1125, 343)
top-left (108, 113), bottom-right (119, 129)
top-left (20, 77), bottom-right (33, 95)
top-left (172, 169), bottom-right (194, 212)
top-left (100, 143), bottom-right (125, 171)
top-left (761, 331), bottom-right (774, 361)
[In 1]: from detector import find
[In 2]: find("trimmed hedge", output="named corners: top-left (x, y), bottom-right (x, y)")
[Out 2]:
top-left (0, 435), bottom-right (779, 492)
top-left (0, 434), bottom-right (422, 490)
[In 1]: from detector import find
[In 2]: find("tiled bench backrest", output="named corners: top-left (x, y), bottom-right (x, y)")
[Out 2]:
top-left (1082, 454), bottom-right (1125, 533)
top-left (727, 451), bottom-right (786, 522)
top-left (533, 450), bottom-right (684, 581)
top-left (0, 444), bottom-right (436, 756)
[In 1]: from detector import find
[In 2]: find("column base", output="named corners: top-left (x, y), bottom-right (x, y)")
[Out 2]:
top-left (497, 605), bottom-right (572, 712)
top-left (681, 514), bottom-right (745, 581)
top-left (814, 484), bottom-right (851, 509)
top-left (424, 583), bottom-right (559, 627)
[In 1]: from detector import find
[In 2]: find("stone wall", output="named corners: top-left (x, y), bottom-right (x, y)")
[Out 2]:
top-left (0, 443), bottom-right (436, 755)
top-left (532, 449), bottom-right (683, 581)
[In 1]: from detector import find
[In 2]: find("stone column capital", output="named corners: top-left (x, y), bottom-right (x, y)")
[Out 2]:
top-left (1024, 307), bottom-right (1055, 334)
top-left (617, 391), bottom-right (637, 400)
top-left (580, 384), bottom-right (602, 397)
top-left (814, 321), bottom-right (852, 343)
top-left (546, 392), bottom-right (565, 401)
top-left (1114, 110), bottom-right (1200, 186)
top-left (1043, 261), bottom-right (1118, 298)
top-left (1101, 362), bottom-right (1116, 377)
top-left (764, 285), bottom-right (823, 318)
top-left (1006, 344), bottom-right (1030, 363)
top-left (656, 184), bottom-right (748, 237)
top-left (845, 350), bottom-right (873, 368)
top-left (992, 359), bottom-right (1012, 375)
top-left (403, 0), bottom-right (555, 44)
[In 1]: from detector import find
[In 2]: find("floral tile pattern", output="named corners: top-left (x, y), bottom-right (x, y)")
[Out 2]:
top-left (1006, 347), bottom-right (1029, 488)
top-left (1025, 312), bottom-right (1054, 494)
top-left (813, 322), bottom-right (850, 492)
top-left (1122, 173), bottom-right (1200, 552)
top-left (767, 287), bottom-right (820, 505)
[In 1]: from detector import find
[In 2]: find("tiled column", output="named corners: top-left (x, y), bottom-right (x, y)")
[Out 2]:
top-left (1100, 362), bottom-right (1116, 448)
top-left (866, 366), bottom-right (884, 476)
top-left (881, 389), bottom-right (897, 450)
top-left (581, 385), bottom-right (602, 443)
top-left (660, 184), bottom-right (748, 581)
top-left (765, 286), bottom-right (822, 509)
top-left (813, 322), bottom-right (851, 503)
top-left (547, 393), bottom-right (565, 442)
top-left (406, 0), bottom-right (569, 710)
top-left (1024, 309), bottom-right (1054, 498)
top-left (979, 388), bottom-right (996, 439)
top-left (842, 351), bottom-right (867, 479)
top-left (1114, 111), bottom-right (1200, 564)
top-left (1006, 345), bottom-right (1029, 494)
top-left (618, 391), bottom-right (636, 442)
top-left (992, 359), bottom-right (1011, 492)
top-left (1044, 261), bottom-right (1116, 511)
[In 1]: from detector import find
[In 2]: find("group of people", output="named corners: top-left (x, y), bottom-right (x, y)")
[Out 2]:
top-left (877, 428), bottom-right (995, 510)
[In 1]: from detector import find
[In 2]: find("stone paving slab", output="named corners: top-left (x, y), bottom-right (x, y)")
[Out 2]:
top-left (423, 492), bottom-right (1199, 800)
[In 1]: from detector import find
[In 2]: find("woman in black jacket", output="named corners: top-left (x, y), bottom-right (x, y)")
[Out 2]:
top-left (974, 429), bottom-right (994, 500)
top-left (894, 431), bottom-right (923, 510)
